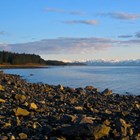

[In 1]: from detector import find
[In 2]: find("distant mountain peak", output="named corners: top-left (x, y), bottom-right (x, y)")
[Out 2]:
top-left (85, 59), bottom-right (140, 66)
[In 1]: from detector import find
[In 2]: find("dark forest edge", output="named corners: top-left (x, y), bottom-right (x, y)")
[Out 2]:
top-left (0, 51), bottom-right (85, 67)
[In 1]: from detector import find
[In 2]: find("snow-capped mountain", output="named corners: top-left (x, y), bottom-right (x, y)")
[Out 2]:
top-left (85, 59), bottom-right (140, 66)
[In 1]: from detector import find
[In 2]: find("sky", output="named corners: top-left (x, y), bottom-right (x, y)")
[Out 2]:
top-left (0, 0), bottom-right (140, 61)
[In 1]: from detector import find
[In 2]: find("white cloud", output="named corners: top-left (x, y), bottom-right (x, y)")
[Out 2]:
top-left (44, 8), bottom-right (65, 13)
top-left (135, 32), bottom-right (140, 38)
top-left (62, 20), bottom-right (99, 25)
top-left (1, 37), bottom-right (140, 55)
top-left (118, 35), bottom-right (133, 38)
top-left (44, 7), bottom-right (85, 16)
top-left (0, 31), bottom-right (9, 36)
top-left (98, 12), bottom-right (140, 20)
top-left (0, 37), bottom-right (117, 54)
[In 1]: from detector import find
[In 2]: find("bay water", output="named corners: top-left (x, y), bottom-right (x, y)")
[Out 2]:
top-left (2, 66), bottom-right (140, 95)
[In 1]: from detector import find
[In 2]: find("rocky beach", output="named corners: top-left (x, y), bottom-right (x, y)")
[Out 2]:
top-left (0, 71), bottom-right (140, 140)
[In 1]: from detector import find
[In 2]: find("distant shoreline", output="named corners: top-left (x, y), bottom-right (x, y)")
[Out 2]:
top-left (0, 64), bottom-right (48, 69)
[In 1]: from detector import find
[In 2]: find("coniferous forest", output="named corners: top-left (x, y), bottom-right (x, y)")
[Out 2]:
top-left (0, 51), bottom-right (46, 65)
top-left (0, 51), bottom-right (67, 65)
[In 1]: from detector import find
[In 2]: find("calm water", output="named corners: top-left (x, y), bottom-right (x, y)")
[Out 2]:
top-left (2, 66), bottom-right (140, 95)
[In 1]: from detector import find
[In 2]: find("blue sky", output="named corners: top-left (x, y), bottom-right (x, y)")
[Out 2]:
top-left (0, 0), bottom-right (140, 61)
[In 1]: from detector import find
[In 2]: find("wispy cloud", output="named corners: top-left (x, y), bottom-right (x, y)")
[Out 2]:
top-left (62, 20), bottom-right (99, 25)
top-left (1, 37), bottom-right (140, 55)
top-left (122, 39), bottom-right (140, 44)
top-left (69, 11), bottom-right (85, 16)
top-left (0, 37), bottom-right (117, 54)
top-left (0, 31), bottom-right (9, 36)
top-left (118, 31), bottom-right (140, 38)
top-left (44, 8), bottom-right (65, 13)
top-left (44, 7), bottom-right (85, 16)
top-left (98, 12), bottom-right (140, 20)
top-left (118, 35), bottom-right (133, 38)
top-left (135, 32), bottom-right (140, 38)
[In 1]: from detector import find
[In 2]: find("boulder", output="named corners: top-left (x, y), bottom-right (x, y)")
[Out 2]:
top-left (58, 85), bottom-right (64, 91)
top-left (79, 116), bottom-right (94, 124)
top-left (0, 136), bottom-right (8, 140)
top-left (30, 103), bottom-right (38, 110)
top-left (14, 107), bottom-right (30, 116)
top-left (115, 118), bottom-right (131, 137)
top-left (62, 114), bottom-right (77, 123)
top-left (18, 133), bottom-right (28, 140)
top-left (0, 85), bottom-right (4, 91)
top-left (0, 98), bottom-right (6, 103)
top-left (73, 106), bottom-right (84, 113)
top-left (85, 86), bottom-right (94, 91)
top-left (93, 124), bottom-right (110, 139)
top-left (10, 135), bottom-right (16, 140)
top-left (74, 106), bottom-right (83, 111)
top-left (50, 137), bottom-right (66, 140)
top-left (57, 123), bottom-right (110, 139)
top-left (102, 88), bottom-right (112, 96)
top-left (15, 94), bottom-right (26, 103)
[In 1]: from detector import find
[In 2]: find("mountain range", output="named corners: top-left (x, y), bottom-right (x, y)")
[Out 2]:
top-left (72, 59), bottom-right (140, 66)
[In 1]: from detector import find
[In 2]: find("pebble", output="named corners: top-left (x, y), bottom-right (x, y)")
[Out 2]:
top-left (30, 103), bottom-right (38, 110)
top-left (0, 98), bottom-right (6, 103)
top-left (14, 107), bottom-right (30, 116)
top-left (18, 133), bottom-right (28, 140)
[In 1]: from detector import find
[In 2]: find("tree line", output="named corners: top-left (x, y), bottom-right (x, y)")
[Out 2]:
top-left (0, 51), bottom-right (67, 65)
top-left (0, 51), bottom-right (45, 65)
